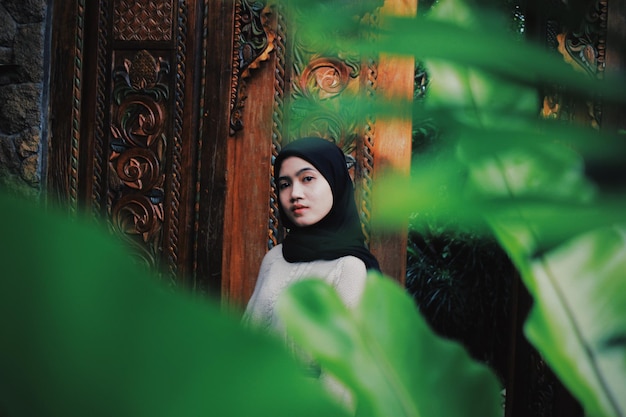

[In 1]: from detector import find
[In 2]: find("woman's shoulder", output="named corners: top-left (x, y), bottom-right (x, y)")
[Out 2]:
top-left (339, 255), bottom-right (367, 272)
top-left (258, 244), bottom-right (286, 270)
top-left (264, 244), bottom-right (284, 261)
top-left (325, 255), bottom-right (367, 284)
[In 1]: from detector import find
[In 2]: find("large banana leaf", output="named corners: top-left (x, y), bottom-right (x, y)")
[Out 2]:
top-left (276, 273), bottom-right (503, 417)
top-left (495, 224), bottom-right (626, 417)
top-left (472, 142), bottom-right (626, 417)
top-left (0, 194), bottom-right (348, 417)
top-left (365, 0), bottom-right (626, 415)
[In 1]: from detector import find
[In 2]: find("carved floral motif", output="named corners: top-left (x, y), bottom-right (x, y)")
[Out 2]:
top-left (545, 0), bottom-right (607, 127)
top-left (230, 0), bottom-right (276, 134)
top-left (283, 1), bottom-right (382, 243)
top-left (557, 0), bottom-right (607, 77)
top-left (113, 0), bottom-right (173, 41)
top-left (300, 58), bottom-right (353, 99)
top-left (109, 49), bottom-right (169, 268)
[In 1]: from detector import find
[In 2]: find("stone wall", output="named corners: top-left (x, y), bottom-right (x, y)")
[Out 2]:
top-left (0, 0), bottom-right (47, 199)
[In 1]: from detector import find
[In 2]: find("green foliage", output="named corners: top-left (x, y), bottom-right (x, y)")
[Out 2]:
top-left (502, 223), bottom-right (626, 417)
top-left (405, 220), bottom-right (514, 381)
top-left (364, 0), bottom-right (626, 415)
top-left (2, 0), bottom-right (625, 416)
top-left (0, 194), bottom-right (349, 417)
top-left (276, 274), bottom-right (503, 417)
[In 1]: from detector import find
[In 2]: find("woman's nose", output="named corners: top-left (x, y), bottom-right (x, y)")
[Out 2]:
top-left (290, 181), bottom-right (304, 200)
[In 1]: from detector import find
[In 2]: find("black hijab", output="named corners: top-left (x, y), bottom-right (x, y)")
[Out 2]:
top-left (274, 137), bottom-right (380, 271)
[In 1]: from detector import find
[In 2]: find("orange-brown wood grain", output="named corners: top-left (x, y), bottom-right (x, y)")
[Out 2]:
top-left (369, 0), bottom-right (418, 284)
top-left (221, 52), bottom-right (278, 309)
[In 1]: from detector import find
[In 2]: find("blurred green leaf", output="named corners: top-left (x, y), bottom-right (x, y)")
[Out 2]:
top-left (276, 273), bottom-right (503, 417)
top-left (363, 2), bottom-right (626, 414)
top-left (0, 194), bottom-right (348, 417)
top-left (496, 225), bottom-right (626, 417)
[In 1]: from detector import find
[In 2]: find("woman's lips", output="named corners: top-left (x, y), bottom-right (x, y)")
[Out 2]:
top-left (291, 204), bottom-right (307, 215)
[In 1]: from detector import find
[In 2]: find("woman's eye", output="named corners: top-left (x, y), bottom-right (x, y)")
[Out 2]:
top-left (278, 182), bottom-right (290, 190)
top-left (302, 176), bottom-right (314, 183)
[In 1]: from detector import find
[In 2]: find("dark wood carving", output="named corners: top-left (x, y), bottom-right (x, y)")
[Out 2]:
top-left (541, 0), bottom-right (608, 127)
top-left (353, 10), bottom-right (382, 247)
top-left (230, 0), bottom-right (275, 134)
top-left (69, 0), bottom-right (87, 214)
top-left (358, 55), bottom-right (378, 245)
top-left (168, 0), bottom-right (189, 278)
top-left (558, 0), bottom-right (607, 77)
top-left (268, 2), bottom-right (287, 250)
top-left (113, 0), bottom-right (174, 41)
top-left (287, 9), bottom-right (362, 150)
top-left (92, 0), bottom-right (110, 216)
top-left (109, 50), bottom-right (169, 271)
top-left (281, 1), bottom-right (383, 246)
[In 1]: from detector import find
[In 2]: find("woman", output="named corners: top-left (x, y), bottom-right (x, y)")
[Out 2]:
top-left (244, 136), bottom-right (379, 411)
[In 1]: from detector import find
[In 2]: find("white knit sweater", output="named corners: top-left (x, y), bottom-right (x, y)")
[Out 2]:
top-left (244, 244), bottom-right (368, 330)
top-left (243, 244), bottom-right (367, 412)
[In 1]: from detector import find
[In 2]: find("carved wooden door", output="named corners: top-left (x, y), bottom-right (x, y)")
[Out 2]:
top-left (48, 0), bottom-right (416, 304)
top-left (48, 0), bottom-right (235, 295)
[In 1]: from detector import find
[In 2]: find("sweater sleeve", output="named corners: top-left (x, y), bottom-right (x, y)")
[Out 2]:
top-left (330, 256), bottom-right (368, 309)
top-left (242, 245), bottom-right (283, 327)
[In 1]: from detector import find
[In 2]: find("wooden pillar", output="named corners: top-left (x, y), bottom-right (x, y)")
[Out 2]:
top-left (221, 5), bottom-right (277, 308)
top-left (370, 0), bottom-right (418, 284)
top-left (221, 68), bottom-right (277, 307)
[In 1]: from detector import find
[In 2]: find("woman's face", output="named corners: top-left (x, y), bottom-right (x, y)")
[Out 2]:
top-left (277, 156), bottom-right (334, 227)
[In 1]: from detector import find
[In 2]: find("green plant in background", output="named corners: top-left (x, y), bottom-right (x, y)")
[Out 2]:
top-left (405, 217), bottom-right (515, 382)
top-left (361, 0), bottom-right (626, 416)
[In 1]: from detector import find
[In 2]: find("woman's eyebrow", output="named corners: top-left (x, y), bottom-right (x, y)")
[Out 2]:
top-left (277, 167), bottom-right (316, 182)
top-left (295, 167), bottom-right (316, 176)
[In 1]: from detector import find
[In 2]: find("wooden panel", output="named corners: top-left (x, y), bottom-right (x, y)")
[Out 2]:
top-left (221, 2), bottom-right (277, 307)
top-left (48, 0), bottom-right (83, 212)
top-left (194, 0), bottom-right (236, 296)
top-left (221, 65), bottom-right (276, 306)
top-left (48, 0), bottom-right (220, 289)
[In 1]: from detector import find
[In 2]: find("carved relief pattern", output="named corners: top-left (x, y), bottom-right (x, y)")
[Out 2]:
top-left (289, 42), bottom-right (361, 151)
top-left (356, 9), bottom-right (382, 246)
top-left (558, 0), bottom-right (607, 77)
top-left (291, 57), bottom-right (360, 152)
top-left (286, 2), bottom-right (382, 243)
top-left (230, 0), bottom-right (275, 134)
top-left (191, 0), bottom-right (211, 276)
top-left (167, 0), bottom-right (189, 278)
top-left (70, 0), bottom-right (86, 214)
top-left (92, 0), bottom-right (109, 216)
top-left (543, 0), bottom-right (608, 127)
top-left (269, 3), bottom-right (286, 249)
top-left (359, 56), bottom-right (379, 245)
top-left (109, 50), bottom-right (169, 271)
top-left (113, 0), bottom-right (173, 41)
